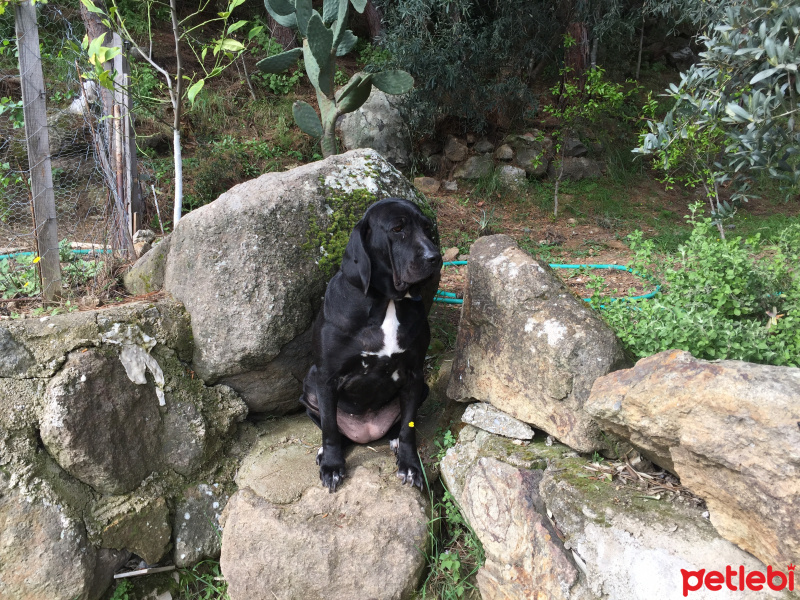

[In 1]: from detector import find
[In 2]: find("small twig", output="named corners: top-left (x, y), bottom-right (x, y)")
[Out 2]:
top-left (151, 184), bottom-right (165, 235)
top-left (114, 565), bottom-right (175, 579)
top-left (0, 296), bottom-right (40, 303)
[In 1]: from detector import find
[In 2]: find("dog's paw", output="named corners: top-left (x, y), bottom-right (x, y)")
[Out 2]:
top-left (317, 447), bottom-right (346, 492)
top-left (389, 438), bottom-right (399, 456)
top-left (396, 460), bottom-right (425, 490)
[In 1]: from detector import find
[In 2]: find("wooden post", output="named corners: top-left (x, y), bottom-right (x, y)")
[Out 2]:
top-left (113, 34), bottom-right (142, 236)
top-left (15, 0), bottom-right (61, 302)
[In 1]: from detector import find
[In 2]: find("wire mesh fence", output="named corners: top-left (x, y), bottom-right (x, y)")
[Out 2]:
top-left (0, 1), bottom-right (133, 304)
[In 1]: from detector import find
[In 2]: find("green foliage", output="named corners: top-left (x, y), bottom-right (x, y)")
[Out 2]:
top-left (422, 490), bottom-right (484, 599)
top-left (108, 579), bottom-right (133, 600)
top-left (259, 0), bottom-right (413, 156)
top-left (544, 65), bottom-right (638, 217)
top-left (0, 96), bottom-right (24, 129)
top-left (355, 39), bottom-right (390, 71)
top-left (303, 188), bottom-right (376, 275)
top-left (183, 137), bottom-right (301, 212)
top-left (178, 560), bottom-right (228, 600)
top-left (599, 205), bottom-right (800, 367)
top-left (433, 428), bottom-right (456, 461)
top-left (0, 247), bottom-right (102, 300)
top-left (249, 27), bottom-right (305, 95)
top-left (129, 60), bottom-right (162, 112)
top-left (636, 0), bottom-right (800, 226)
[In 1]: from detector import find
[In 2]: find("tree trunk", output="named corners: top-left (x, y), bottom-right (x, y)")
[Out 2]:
top-left (170, 0), bottom-right (184, 225)
top-left (267, 14), bottom-right (297, 50)
top-left (565, 21), bottom-right (589, 88)
top-left (364, 1), bottom-right (383, 41)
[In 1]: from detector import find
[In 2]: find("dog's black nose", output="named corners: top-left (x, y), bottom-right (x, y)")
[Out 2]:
top-left (423, 248), bottom-right (441, 264)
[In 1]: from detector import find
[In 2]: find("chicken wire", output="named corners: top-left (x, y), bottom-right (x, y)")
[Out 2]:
top-left (0, 2), bottom-right (133, 301)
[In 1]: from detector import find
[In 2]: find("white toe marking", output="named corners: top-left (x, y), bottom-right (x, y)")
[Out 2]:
top-left (391, 370), bottom-right (400, 382)
top-left (317, 447), bottom-right (324, 457)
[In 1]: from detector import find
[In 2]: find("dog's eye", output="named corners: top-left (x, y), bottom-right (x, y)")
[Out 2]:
top-left (392, 225), bottom-right (404, 233)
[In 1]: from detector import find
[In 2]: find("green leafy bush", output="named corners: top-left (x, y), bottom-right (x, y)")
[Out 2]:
top-left (377, 0), bottom-right (546, 134)
top-left (598, 205), bottom-right (800, 366)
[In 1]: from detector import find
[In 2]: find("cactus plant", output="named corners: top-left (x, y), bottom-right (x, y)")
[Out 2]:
top-left (258, 0), bottom-right (414, 157)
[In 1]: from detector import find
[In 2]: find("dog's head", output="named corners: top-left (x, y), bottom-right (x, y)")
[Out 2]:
top-left (341, 198), bottom-right (441, 299)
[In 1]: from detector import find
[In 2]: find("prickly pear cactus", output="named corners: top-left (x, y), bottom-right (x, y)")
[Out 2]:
top-left (258, 0), bottom-right (414, 157)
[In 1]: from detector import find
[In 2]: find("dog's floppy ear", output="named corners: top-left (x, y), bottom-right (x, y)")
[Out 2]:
top-left (341, 219), bottom-right (371, 295)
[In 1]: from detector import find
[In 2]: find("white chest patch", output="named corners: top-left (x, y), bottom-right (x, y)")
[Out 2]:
top-left (364, 300), bottom-right (405, 357)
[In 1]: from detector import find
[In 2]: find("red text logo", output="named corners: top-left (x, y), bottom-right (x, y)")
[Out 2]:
top-left (681, 564), bottom-right (795, 596)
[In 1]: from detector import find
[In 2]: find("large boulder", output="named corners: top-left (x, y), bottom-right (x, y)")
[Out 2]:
top-left (539, 459), bottom-right (794, 600)
top-left (173, 483), bottom-right (230, 568)
top-left (550, 157), bottom-right (606, 181)
top-left (461, 458), bottom-right (590, 600)
top-left (126, 149), bottom-right (428, 414)
top-left (447, 235), bottom-right (628, 452)
top-left (0, 478), bottom-right (98, 600)
top-left (508, 132), bottom-right (552, 177)
top-left (453, 154), bottom-right (493, 180)
top-left (0, 301), bottom-right (249, 598)
top-left (585, 350), bottom-right (800, 568)
top-left (446, 427), bottom-right (795, 600)
top-left (0, 471), bottom-right (128, 600)
top-left (336, 90), bottom-right (411, 168)
top-left (41, 347), bottom-right (162, 494)
top-left (220, 416), bottom-right (430, 600)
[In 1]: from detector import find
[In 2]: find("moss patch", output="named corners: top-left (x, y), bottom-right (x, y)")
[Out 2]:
top-left (303, 188), bottom-right (377, 276)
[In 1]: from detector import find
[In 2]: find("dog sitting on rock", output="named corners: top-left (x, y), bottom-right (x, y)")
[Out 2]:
top-left (300, 197), bottom-right (442, 492)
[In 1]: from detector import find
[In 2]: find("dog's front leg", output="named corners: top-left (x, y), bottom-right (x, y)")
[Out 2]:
top-left (316, 376), bottom-right (346, 492)
top-left (392, 374), bottom-right (428, 490)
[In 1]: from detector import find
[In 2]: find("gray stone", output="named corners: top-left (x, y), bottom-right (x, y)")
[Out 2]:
top-left (174, 484), bottom-right (230, 568)
top-left (453, 154), bottom-right (494, 180)
top-left (586, 350), bottom-right (800, 568)
top-left (667, 46), bottom-right (697, 70)
top-left (161, 149), bottom-right (424, 390)
top-left (48, 110), bottom-right (91, 159)
top-left (444, 136), bottom-right (468, 162)
top-left (494, 144), bottom-right (514, 161)
top-left (0, 327), bottom-right (34, 377)
top-left (96, 496), bottom-right (171, 564)
top-left (563, 137), bottom-right (588, 158)
top-left (540, 461), bottom-right (793, 600)
top-left (447, 235), bottom-right (628, 452)
top-left (219, 329), bottom-right (312, 414)
top-left (221, 416), bottom-right (429, 600)
top-left (508, 132), bottom-right (552, 177)
top-left (41, 348), bottom-right (163, 495)
top-left (462, 402), bottom-right (535, 439)
top-left (0, 479), bottom-right (98, 600)
top-left (551, 157), bottom-right (606, 181)
top-left (473, 139), bottom-right (494, 153)
top-left (336, 90), bottom-right (411, 168)
top-left (132, 229), bottom-right (156, 243)
top-left (123, 235), bottom-right (171, 296)
top-left (414, 176), bottom-right (441, 195)
top-left (462, 458), bottom-right (590, 600)
top-left (440, 424), bottom-right (572, 503)
top-left (443, 180), bottom-right (458, 192)
top-left (442, 247), bottom-right (460, 262)
top-left (497, 164), bottom-right (527, 188)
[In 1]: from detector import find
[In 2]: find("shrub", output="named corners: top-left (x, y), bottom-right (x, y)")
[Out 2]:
top-left (598, 205), bottom-right (800, 366)
top-left (376, 0), bottom-right (550, 134)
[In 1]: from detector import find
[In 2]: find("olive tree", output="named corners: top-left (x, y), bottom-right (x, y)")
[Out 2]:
top-left (636, 0), bottom-right (800, 236)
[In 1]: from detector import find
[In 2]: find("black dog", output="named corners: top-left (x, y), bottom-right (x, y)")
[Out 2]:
top-left (300, 197), bottom-right (442, 492)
